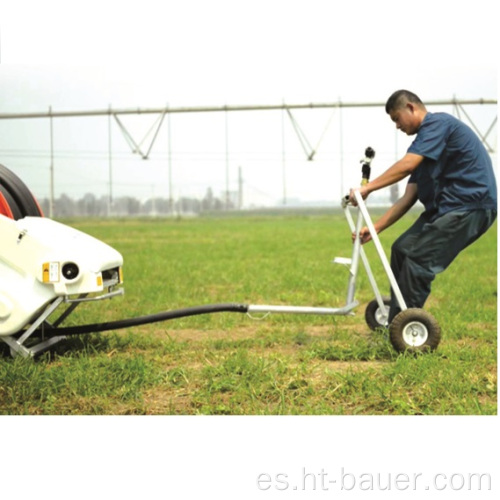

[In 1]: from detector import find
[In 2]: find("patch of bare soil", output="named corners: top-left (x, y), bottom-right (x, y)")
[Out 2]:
top-left (142, 389), bottom-right (195, 414)
top-left (139, 341), bottom-right (387, 415)
top-left (137, 320), bottom-right (369, 342)
top-left (161, 325), bottom-right (263, 342)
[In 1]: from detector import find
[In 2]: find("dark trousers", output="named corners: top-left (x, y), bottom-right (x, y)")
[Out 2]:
top-left (389, 209), bottom-right (497, 322)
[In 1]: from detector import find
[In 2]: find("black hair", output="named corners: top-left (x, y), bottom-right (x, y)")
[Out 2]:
top-left (385, 90), bottom-right (424, 114)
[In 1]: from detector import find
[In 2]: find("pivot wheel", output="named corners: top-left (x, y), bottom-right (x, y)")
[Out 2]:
top-left (365, 296), bottom-right (390, 330)
top-left (389, 308), bottom-right (441, 353)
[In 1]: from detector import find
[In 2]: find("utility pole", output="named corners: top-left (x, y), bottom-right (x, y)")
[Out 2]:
top-left (238, 166), bottom-right (243, 210)
top-left (49, 106), bottom-right (54, 218)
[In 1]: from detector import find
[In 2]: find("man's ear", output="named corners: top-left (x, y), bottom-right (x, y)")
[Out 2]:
top-left (406, 102), bottom-right (416, 113)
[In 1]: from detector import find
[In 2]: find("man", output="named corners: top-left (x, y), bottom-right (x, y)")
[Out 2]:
top-left (350, 89), bottom-right (497, 323)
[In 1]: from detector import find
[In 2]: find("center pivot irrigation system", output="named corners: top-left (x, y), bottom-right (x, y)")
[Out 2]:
top-left (0, 149), bottom-right (441, 358)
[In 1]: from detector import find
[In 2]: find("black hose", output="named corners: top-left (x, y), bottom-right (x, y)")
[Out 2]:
top-left (38, 303), bottom-right (250, 337)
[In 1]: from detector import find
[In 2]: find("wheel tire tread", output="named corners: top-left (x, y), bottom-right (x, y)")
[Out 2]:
top-left (389, 308), bottom-right (441, 353)
top-left (0, 164), bottom-right (42, 219)
top-left (365, 296), bottom-right (391, 331)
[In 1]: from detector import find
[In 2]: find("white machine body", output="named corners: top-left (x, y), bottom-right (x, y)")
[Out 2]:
top-left (0, 214), bottom-right (123, 336)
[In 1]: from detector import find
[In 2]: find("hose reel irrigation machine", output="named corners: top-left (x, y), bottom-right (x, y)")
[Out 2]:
top-left (0, 149), bottom-right (441, 359)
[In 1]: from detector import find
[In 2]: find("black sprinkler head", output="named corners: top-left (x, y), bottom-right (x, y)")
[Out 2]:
top-left (365, 147), bottom-right (375, 159)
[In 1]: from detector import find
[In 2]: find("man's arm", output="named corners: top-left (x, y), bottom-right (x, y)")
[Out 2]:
top-left (354, 182), bottom-right (418, 244)
top-left (350, 152), bottom-right (424, 203)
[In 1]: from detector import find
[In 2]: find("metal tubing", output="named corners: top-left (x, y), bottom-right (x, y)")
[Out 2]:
top-left (0, 99), bottom-right (495, 120)
top-left (343, 204), bottom-right (386, 312)
top-left (17, 296), bottom-right (65, 345)
top-left (353, 191), bottom-right (407, 311)
top-left (247, 303), bottom-right (358, 316)
top-left (346, 207), bottom-right (364, 304)
top-left (63, 288), bottom-right (124, 303)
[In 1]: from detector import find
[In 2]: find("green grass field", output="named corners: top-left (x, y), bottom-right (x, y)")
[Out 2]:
top-left (1, 211), bottom-right (497, 415)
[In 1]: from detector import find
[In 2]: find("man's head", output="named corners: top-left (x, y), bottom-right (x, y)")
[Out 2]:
top-left (385, 90), bottom-right (427, 135)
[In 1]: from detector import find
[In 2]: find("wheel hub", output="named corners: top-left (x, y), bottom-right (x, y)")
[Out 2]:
top-left (402, 321), bottom-right (428, 347)
top-left (375, 306), bottom-right (389, 326)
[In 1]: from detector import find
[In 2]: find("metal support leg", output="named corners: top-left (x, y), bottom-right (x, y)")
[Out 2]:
top-left (354, 190), bottom-right (407, 311)
top-left (2, 297), bottom-right (68, 358)
top-left (343, 204), bottom-right (387, 313)
top-left (345, 206), bottom-right (364, 305)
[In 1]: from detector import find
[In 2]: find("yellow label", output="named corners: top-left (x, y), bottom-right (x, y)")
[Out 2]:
top-left (97, 275), bottom-right (103, 287)
top-left (42, 262), bottom-right (60, 282)
top-left (42, 263), bottom-right (50, 283)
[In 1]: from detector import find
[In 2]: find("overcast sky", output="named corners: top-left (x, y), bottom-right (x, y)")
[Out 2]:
top-left (1, 1), bottom-right (499, 497)
top-left (1, 0), bottom-right (498, 105)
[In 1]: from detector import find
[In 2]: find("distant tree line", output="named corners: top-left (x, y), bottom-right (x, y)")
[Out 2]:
top-left (37, 188), bottom-right (236, 217)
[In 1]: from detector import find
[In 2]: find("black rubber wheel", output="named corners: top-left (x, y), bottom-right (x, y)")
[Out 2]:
top-left (0, 184), bottom-right (23, 219)
top-left (389, 308), bottom-right (441, 353)
top-left (365, 296), bottom-right (391, 330)
top-left (0, 163), bottom-right (43, 219)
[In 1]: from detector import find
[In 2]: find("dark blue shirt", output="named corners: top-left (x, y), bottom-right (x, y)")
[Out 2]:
top-left (407, 112), bottom-right (497, 220)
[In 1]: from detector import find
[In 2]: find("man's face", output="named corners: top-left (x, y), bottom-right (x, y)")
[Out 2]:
top-left (389, 104), bottom-right (420, 135)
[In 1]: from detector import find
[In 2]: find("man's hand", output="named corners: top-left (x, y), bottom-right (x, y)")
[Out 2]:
top-left (352, 226), bottom-right (373, 244)
top-left (348, 186), bottom-right (369, 206)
